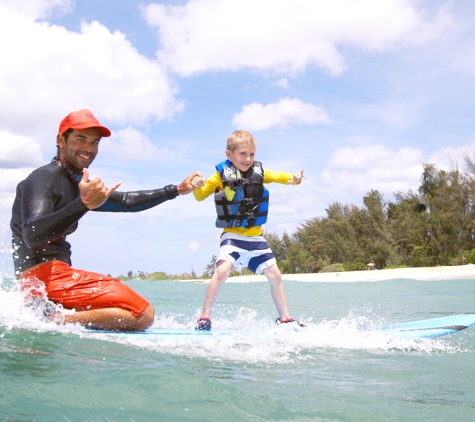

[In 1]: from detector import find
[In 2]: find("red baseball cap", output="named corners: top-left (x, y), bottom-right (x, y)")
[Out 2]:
top-left (58, 109), bottom-right (111, 137)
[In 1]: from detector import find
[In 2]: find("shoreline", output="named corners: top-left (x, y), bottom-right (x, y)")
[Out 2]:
top-left (182, 265), bottom-right (475, 283)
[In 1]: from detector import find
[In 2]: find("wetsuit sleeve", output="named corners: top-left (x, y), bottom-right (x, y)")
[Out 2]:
top-left (263, 169), bottom-right (295, 184)
top-left (20, 171), bottom-right (89, 249)
top-left (193, 172), bottom-right (223, 201)
top-left (94, 185), bottom-right (178, 212)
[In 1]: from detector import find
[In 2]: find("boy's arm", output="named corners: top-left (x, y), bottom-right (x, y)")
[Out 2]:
top-left (263, 169), bottom-right (306, 185)
top-left (192, 171), bottom-right (223, 201)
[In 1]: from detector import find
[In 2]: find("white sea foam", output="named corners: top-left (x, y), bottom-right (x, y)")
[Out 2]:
top-left (76, 309), bottom-right (469, 364)
top-left (0, 276), bottom-right (81, 335)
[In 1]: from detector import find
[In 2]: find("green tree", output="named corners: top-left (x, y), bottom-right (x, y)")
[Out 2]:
top-left (202, 255), bottom-right (217, 277)
top-left (263, 230), bottom-right (287, 262)
top-left (387, 190), bottom-right (432, 267)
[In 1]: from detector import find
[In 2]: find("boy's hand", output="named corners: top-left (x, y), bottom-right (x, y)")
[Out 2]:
top-left (288, 169), bottom-right (307, 184)
top-left (191, 175), bottom-right (206, 189)
top-left (177, 171), bottom-right (204, 195)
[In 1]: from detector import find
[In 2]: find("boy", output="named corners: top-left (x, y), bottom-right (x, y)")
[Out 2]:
top-left (191, 130), bottom-right (307, 330)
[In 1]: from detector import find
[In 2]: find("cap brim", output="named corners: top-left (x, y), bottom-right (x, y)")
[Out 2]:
top-left (95, 126), bottom-right (111, 137)
top-left (69, 124), bottom-right (111, 137)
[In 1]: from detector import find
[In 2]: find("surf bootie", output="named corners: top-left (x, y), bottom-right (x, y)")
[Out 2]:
top-left (195, 317), bottom-right (212, 331)
top-left (275, 318), bottom-right (306, 328)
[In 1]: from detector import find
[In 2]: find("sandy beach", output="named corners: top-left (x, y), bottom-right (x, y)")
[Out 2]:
top-left (186, 265), bottom-right (475, 283)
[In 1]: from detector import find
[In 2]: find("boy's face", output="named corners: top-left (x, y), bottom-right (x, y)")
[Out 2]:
top-left (226, 145), bottom-right (256, 172)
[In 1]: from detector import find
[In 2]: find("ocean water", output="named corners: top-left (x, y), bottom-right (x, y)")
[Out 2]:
top-left (1, 276), bottom-right (474, 422)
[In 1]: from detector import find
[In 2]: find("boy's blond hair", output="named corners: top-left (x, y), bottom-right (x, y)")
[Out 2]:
top-left (226, 130), bottom-right (256, 152)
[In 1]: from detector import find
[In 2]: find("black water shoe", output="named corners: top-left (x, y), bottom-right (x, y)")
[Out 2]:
top-left (195, 317), bottom-right (212, 331)
top-left (275, 318), bottom-right (306, 328)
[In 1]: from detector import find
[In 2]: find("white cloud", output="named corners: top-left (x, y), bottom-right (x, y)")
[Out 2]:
top-left (100, 127), bottom-right (179, 162)
top-left (322, 145), bottom-right (425, 195)
top-left (2, 0), bottom-right (74, 19)
top-left (188, 241), bottom-right (200, 251)
top-left (428, 144), bottom-right (475, 171)
top-left (0, 131), bottom-right (43, 168)
top-left (0, 168), bottom-right (34, 211)
top-left (232, 97), bottom-right (330, 131)
top-left (321, 143), bottom-right (475, 198)
top-left (0, 3), bottom-right (183, 143)
top-left (273, 78), bottom-right (290, 89)
top-left (143, 0), bottom-right (451, 77)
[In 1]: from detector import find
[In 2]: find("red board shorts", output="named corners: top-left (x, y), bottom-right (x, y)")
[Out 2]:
top-left (18, 261), bottom-right (150, 317)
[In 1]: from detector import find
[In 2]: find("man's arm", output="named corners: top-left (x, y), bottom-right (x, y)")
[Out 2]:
top-left (94, 171), bottom-right (205, 212)
top-left (95, 186), bottom-right (178, 212)
top-left (19, 170), bottom-right (89, 249)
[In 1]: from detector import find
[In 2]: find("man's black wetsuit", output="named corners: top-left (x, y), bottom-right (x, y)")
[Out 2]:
top-left (10, 161), bottom-right (178, 275)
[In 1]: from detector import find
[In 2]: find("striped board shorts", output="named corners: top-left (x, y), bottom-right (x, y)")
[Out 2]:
top-left (217, 232), bottom-right (276, 275)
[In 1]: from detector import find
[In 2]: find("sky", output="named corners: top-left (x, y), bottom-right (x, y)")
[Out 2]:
top-left (0, 0), bottom-right (474, 278)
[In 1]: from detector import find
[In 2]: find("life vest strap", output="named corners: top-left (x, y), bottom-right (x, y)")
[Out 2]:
top-left (217, 211), bottom-right (267, 222)
top-left (215, 196), bottom-right (268, 206)
top-left (223, 178), bottom-right (251, 189)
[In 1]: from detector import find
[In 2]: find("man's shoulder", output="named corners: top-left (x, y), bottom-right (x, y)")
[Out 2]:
top-left (22, 163), bottom-right (64, 187)
top-left (30, 162), bottom-right (63, 177)
top-left (36, 162), bottom-right (62, 172)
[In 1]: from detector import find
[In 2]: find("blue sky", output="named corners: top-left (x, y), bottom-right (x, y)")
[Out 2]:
top-left (0, 0), bottom-right (474, 277)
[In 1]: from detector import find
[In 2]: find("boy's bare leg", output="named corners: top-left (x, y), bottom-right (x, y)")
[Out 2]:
top-left (199, 260), bottom-right (232, 318)
top-left (263, 264), bottom-right (291, 321)
top-left (57, 304), bottom-right (155, 332)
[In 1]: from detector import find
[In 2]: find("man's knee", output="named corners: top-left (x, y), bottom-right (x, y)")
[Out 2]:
top-left (135, 304), bottom-right (154, 331)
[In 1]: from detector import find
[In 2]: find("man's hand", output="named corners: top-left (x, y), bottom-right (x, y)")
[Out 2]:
top-left (287, 169), bottom-right (307, 185)
top-left (177, 171), bottom-right (205, 195)
top-left (79, 168), bottom-right (121, 209)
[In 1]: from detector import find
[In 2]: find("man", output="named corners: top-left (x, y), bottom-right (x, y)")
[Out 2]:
top-left (10, 109), bottom-right (201, 331)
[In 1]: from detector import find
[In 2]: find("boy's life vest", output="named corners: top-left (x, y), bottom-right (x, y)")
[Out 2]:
top-left (214, 160), bottom-right (269, 228)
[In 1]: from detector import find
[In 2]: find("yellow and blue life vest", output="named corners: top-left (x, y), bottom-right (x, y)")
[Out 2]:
top-left (214, 160), bottom-right (269, 228)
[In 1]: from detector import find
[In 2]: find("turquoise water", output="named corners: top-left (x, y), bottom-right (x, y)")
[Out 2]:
top-left (1, 276), bottom-right (475, 421)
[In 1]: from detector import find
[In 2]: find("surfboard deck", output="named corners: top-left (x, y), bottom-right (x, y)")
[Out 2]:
top-left (86, 314), bottom-right (475, 341)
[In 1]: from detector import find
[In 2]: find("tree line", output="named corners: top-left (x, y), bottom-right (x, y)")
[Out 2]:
top-left (265, 155), bottom-right (475, 273)
top-left (118, 155), bottom-right (475, 280)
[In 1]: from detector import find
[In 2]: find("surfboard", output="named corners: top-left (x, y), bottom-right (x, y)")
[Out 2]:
top-left (90, 328), bottom-right (237, 340)
top-left (371, 313), bottom-right (475, 339)
top-left (87, 314), bottom-right (475, 341)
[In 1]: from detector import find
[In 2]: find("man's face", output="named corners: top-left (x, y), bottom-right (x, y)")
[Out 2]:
top-left (57, 128), bottom-right (101, 174)
top-left (226, 145), bottom-right (256, 173)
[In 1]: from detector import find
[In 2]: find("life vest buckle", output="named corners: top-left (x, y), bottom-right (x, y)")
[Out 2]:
top-left (240, 198), bottom-right (256, 205)
top-left (229, 178), bottom-right (250, 189)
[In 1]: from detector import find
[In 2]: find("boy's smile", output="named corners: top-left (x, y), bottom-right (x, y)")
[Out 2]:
top-left (226, 146), bottom-right (256, 172)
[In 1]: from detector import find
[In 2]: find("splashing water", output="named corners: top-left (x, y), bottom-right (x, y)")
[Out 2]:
top-left (124, 313), bottom-right (466, 362)
top-left (1, 276), bottom-right (470, 364)
top-left (0, 276), bottom-right (76, 334)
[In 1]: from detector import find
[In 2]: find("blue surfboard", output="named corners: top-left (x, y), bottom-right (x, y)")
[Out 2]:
top-left (371, 314), bottom-right (475, 339)
top-left (87, 314), bottom-right (475, 340)
top-left (91, 328), bottom-right (237, 340)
